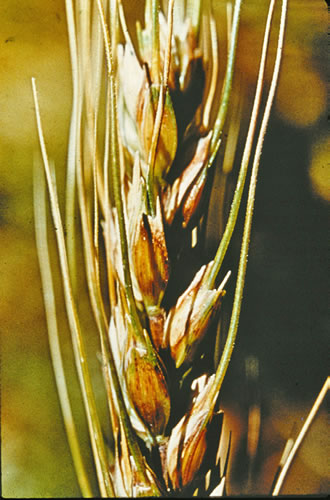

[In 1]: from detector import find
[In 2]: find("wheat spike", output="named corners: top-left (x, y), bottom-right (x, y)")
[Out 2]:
top-left (32, 0), bottom-right (288, 496)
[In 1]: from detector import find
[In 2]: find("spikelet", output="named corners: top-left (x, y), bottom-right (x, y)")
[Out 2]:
top-left (166, 374), bottom-right (223, 490)
top-left (165, 262), bottom-right (228, 368)
top-left (124, 327), bottom-right (171, 439)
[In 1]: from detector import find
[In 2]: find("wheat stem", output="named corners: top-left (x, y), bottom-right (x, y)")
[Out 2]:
top-left (209, 0), bottom-right (288, 407)
top-left (64, 0), bottom-right (80, 291)
top-left (272, 376), bottom-right (330, 495)
top-left (205, 0), bottom-right (277, 288)
top-left (32, 78), bottom-right (114, 497)
top-left (33, 157), bottom-right (93, 498)
top-left (197, 0), bottom-right (242, 243)
top-left (209, 0), bottom-right (242, 160)
top-left (203, 13), bottom-right (219, 130)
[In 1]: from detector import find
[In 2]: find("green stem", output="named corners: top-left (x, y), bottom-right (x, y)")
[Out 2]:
top-left (208, 0), bottom-right (288, 409)
top-left (209, 0), bottom-right (243, 159)
top-left (197, 0), bottom-right (242, 262)
top-left (205, 0), bottom-right (277, 288)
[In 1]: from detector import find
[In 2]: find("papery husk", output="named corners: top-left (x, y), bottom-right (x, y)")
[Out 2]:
top-left (166, 374), bottom-right (223, 491)
top-left (125, 330), bottom-right (171, 438)
top-left (162, 131), bottom-right (212, 225)
top-left (132, 197), bottom-right (169, 312)
top-left (165, 262), bottom-right (226, 367)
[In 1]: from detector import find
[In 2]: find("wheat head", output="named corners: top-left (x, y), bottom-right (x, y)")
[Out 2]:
top-left (32, 0), bottom-right (288, 496)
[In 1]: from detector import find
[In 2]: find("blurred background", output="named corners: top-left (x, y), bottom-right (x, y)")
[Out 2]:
top-left (1, 0), bottom-right (328, 497)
